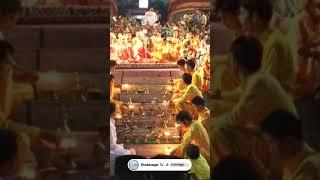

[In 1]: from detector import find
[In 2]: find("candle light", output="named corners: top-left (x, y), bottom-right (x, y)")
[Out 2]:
top-left (128, 104), bottom-right (135, 110)
top-left (164, 147), bottom-right (172, 155)
top-left (60, 137), bottom-right (77, 149)
top-left (164, 130), bottom-right (171, 137)
top-left (122, 84), bottom-right (130, 91)
top-left (164, 130), bottom-right (170, 143)
top-left (166, 85), bottom-right (173, 92)
top-left (116, 114), bottom-right (122, 119)
top-left (162, 100), bottom-right (169, 106)
top-left (19, 167), bottom-right (36, 179)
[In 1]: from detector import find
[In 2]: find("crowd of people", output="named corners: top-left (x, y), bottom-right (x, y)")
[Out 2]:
top-left (109, 9), bottom-right (212, 179)
top-left (210, 0), bottom-right (320, 180)
top-left (109, 0), bottom-right (320, 179)
top-left (110, 10), bottom-right (210, 65)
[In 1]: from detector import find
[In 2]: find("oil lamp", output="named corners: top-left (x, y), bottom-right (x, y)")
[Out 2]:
top-left (166, 85), bottom-right (173, 92)
top-left (164, 146), bottom-right (172, 155)
top-left (122, 84), bottom-right (130, 92)
top-left (162, 100), bottom-right (169, 106)
top-left (116, 114), bottom-right (122, 119)
top-left (164, 130), bottom-right (170, 143)
top-left (128, 104), bottom-right (135, 110)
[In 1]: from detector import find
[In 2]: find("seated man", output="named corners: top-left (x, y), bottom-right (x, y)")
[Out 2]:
top-left (212, 36), bottom-right (297, 127)
top-left (191, 96), bottom-right (210, 134)
top-left (261, 110), bottom-right (320, 180)
top-left (172, 73), bottom-right (203, 114)
top-left (0, 0), bottom-right (38, 118)
top-left (110, 60), bottom-right (117, 74)
top-left (186, 59), bottom-right (203, 91)
top-left (212, 37), bottom-right (295, 180)
top-left (186, 144), bottom-right (210, 180)
top-left (110, 103), bottom-right (136, 176)
top-left (0, 40), bottom-right (61, 170)
top-left (171, 111), bottom-right (209, 162)
top-left (171, 59), bottom-right (187, 100)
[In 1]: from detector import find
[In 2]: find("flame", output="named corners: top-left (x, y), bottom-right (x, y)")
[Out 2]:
top-left (128, 104), bottom-right (135, 109)
top-left (162, 100), bottom-right (169, 106)
top-left (166, 85), bottom-right (173, 91)
top-left (164, 130), bottom-right (171, 136)
top-left (164, 147), bottom-right (172, 155)
top-left (122, 84), bottom-right (130, 90)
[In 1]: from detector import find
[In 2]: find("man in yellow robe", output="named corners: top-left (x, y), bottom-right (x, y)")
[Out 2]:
top-left (261, 110), bottom-right (320, 180)
top-left (211, 37), bottom-right (291, 180)
top-left (172, 73), bottom-right (203, 113)
top-left (191, 96), bottom-right (210, 134)
top-left (172, 59), bottom-right (187, 100)
top-left (241, 0), bottom-right (297, 95)
top-left (171, 111), bottom-right (210, 162)
top-left (186, 60), bottom-right (203, 91)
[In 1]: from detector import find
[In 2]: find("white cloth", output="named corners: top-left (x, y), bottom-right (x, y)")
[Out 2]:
top-left (110, 118), bottom-right (131, 176)
top-left (145, 11), bottom-right (157, 26)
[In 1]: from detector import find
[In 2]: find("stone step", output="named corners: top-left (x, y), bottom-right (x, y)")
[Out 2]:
top-left (114, 68), bottom-right (182, 78)
top-left (118, 94), bottom-right (172, 103)
top-left (115, 77), bottom-right (175, 85)
top-left (115, 84), bottom-right (173, 94)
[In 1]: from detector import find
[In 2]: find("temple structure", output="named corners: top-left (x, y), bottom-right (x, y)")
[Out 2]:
top-left (168, 0), bottom-right (210, 22)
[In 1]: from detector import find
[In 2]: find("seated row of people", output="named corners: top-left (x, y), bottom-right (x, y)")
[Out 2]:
top-left (211, 35), bottom-right (320, 180)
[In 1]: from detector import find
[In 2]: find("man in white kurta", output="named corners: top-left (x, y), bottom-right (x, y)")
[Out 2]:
top-left (110, 103), bottom-right (135, 176)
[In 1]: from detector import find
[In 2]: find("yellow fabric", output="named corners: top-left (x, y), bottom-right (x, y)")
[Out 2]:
top-left (259, 27), bottom-right (297, 94)
top-left (211, 126), bottom-right (282, 180)
top-left (191, 71), bottom-right (203, 91)
top-left (173, 84), bottom-right (203, 105)
top-left (213, 72), bottom-right (297, 127)
top-left (212, 55), bottom-right (241, 102)
top-left (198, 107), bottom-right (210, 134)
top-left (174, 121), bottom-right (210, 161)
top-left (189, 155), bottom-right (210, 180)
top-left (0, 64), bottom-right (39, 138)
top-left (173, 79), bottom-right (186, 93)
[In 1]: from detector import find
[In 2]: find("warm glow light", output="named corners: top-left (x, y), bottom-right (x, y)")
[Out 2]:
top-left (122, 84), bottom-right (130, 90)
top-left (113, 16), bottom-right (117, 22)
top-left (164, 147), bottom-right (172, 155)
top-left (164, 130), bottom-right (170, 137)
top-left (116, 114), bottom-right (122, 119)
top-left (60, 137), bottom-right (77, 149)
top-left (162, 100), bottom-right (169, 106)
top-left (20, 167), bottom-right (36, 179)
top-left (175, 123), bottom-right (180, 128)
top-left (129, 104), bottom-right (135, 109)
top-left (166, 86), bottom-right (173, 91)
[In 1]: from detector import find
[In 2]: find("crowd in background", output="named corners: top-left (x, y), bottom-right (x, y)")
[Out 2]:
top-left (110, 10), bottom-right (210, 65)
